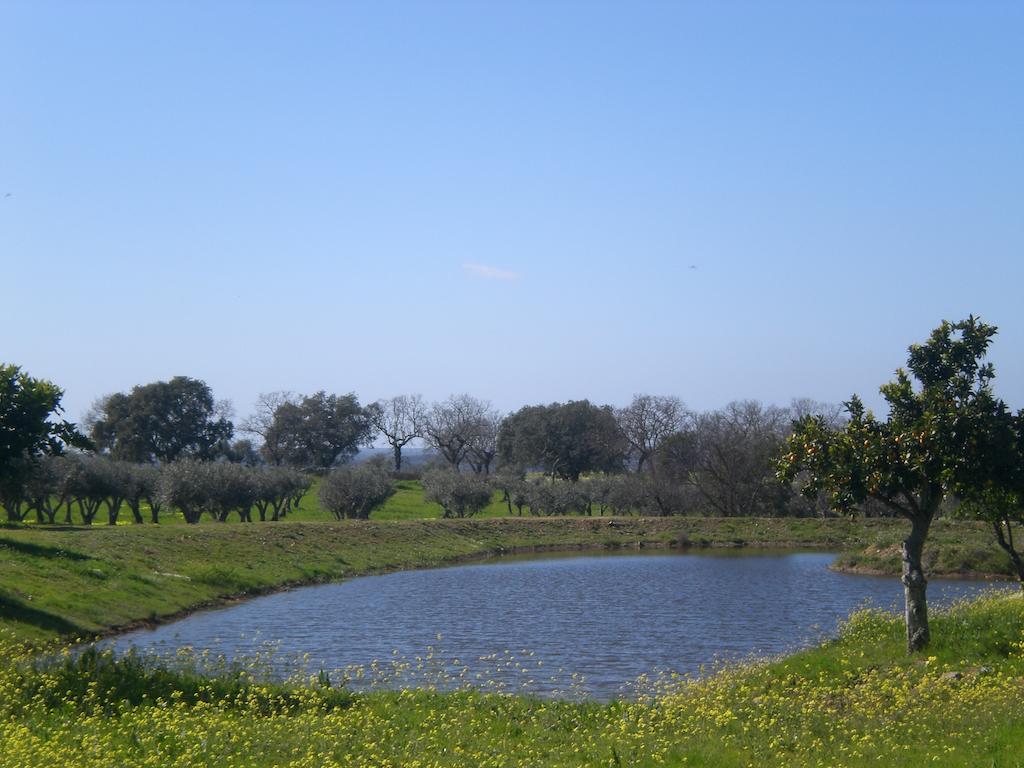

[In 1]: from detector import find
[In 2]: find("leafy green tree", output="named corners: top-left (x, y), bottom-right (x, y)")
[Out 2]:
top-left (497, 400), bottom-right (627, 481)
top-left (264, 391), bottom-right (372, 470)
top-left (88, 376), bottom-right (233, 463)
top-left (951, 403), bottom-right (1024, 589)
top-left (0, 364), bottom-right (88, 520)
top-left (779, 317), bottom-right (1009, 652)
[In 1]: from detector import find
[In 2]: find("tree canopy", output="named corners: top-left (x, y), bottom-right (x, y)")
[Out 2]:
top-left (263, 391), bottom-right (373, 470)
top-left (779, 316), bottom-right (1012, 652)
top-left (498, 400), bottom-right (627, 481)
top-left (88, 376), bottom-right (233, 463)
top-left (0, 364), bottom-right (88, 518)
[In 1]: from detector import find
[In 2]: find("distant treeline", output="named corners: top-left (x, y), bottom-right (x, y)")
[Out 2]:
top-left (1, 368), bottom-right (902, 522)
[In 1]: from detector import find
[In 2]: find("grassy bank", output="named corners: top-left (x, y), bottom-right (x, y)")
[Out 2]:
top-left (0, 516), bottom-right (1011, 645)
top-left (1, 590), bottom-right (1021, 767)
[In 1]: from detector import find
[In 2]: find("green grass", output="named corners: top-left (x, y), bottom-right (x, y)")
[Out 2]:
top-left (1, 487), bottom-right (1021, 766)
top-left (833, 517), bottom-right (1015, 578)
top-left (0, 514), bottom-right (1012, 646)
top-left (1, 591), bottom-right (1022, 766)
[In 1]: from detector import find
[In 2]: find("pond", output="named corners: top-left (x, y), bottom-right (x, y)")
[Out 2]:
top-left (110, 550), bottom-right (1009, 699)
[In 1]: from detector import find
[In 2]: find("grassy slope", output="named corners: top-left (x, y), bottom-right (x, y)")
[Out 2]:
top-left (1, 591), bottom-right (1021, 767)
top-left (1, 514), bottom-right (1011, 645)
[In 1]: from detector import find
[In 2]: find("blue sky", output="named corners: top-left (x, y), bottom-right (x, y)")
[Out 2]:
top-left (2, 1), bottom-right (1022, 425)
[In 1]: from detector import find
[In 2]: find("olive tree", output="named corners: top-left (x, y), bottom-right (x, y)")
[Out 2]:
top-left (252, 467), bottom-right (309, 522)
top-left (779, 317), bottom-right (1010, 652)
top-left (421, 468), bottom-right (492, 518)
top-left (319, 462), bottom-right (395, 520)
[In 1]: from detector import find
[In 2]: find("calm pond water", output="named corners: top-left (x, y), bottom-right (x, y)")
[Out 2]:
top-left (110, 551), bottom-right (1009, 699)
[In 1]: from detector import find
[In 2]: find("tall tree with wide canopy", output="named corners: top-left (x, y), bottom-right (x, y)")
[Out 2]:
top-left (264, 391), bottom-right (373, 470)
top-left (779, 317), bottom-right (1010, 652)
top-left (498, 400), bottom-right (627, 481)
top-left (0, 364), bottom-right (88, 520)
top-left (88, 376), bottom-right (233, 463)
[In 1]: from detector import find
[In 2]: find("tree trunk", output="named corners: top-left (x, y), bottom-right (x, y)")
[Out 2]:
top-left (393, 444), bottom-right (402, 472)
top-left (992, 519), bottom-right (1024, 591)
top-left (901, 513), bottom-right (932, 653)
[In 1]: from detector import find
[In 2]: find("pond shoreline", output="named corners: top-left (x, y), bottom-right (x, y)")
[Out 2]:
top-left (1, 516), bottom-right (1009, 645)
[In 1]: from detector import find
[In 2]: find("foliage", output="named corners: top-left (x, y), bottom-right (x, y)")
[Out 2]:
top-left (498, 400), bottom-right (627, 481)
top-left (262, 391), bottom-right (372, 470)
top-left (421, 468), bottom-right (493, 518)
top-left (0, 364), bottom-right (88, 520)
top-left (779, 316), bottom-right (1012, 651)
top-left (319, 462), bottom-right (396, 520)
top-left (88, 376), bottom-right (233, 463)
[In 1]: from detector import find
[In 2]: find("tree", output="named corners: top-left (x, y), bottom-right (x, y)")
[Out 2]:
top-left (319, 462), bottom-right (395, 520)
top-left (692, 400), bottom-right (791, 517)
top-left (779, 317), bottom-right (1009, 652)
top-left (498, 400), bottom-right (627, 481)
top-left (0, 364), bottom-right (88, 520)
top-left (948, 395), bottom-right (1024, 589)
top-left (239, 391), bottom-right (297, 466)
top-left (421, 468), bottom-right (493, 518)
top-left (227, 439), bottom-right (262, 466)
top-left (264, 391), bottom-right (373, 470)
top-left (422, 395), bottom-right (497, 472)
top-left (616, 394), bottom-right (688, 472)
top-left (87, 376), bottom-right (233, 463)
top-left (464, 405), bottom-right (502, 475)
top-left (367, 394), bottom-right (425, 471)
top-left (251, 467), bottom-right (309, 521)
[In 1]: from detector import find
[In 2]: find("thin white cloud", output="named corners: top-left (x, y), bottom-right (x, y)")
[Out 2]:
top-left (462, 262), bottom-right (522, 281)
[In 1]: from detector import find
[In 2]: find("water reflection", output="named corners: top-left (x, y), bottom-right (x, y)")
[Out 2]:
top-left (110, 550), bottom-right (1009, 699)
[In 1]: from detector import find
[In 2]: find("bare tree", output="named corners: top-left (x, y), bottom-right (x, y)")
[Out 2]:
top-left (692, 400), bottom-right (790, 516)
top-left (423, 395), bottom-right (497, 472)
top-left (789, 398), bottom-right (845, 430)
top-left (616, 394), bottom-right (688, 472)
top-left (367, 394), bottom-right (426, 471)
top-left (464, 406), bottom-right (502, 475)
top-left (240, 392), bottom-right (297, 466)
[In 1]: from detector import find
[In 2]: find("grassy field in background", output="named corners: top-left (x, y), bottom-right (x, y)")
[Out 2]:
top-left (22, 478), bottom-right (509, 525)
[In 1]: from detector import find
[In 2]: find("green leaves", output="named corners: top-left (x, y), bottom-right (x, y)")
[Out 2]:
top-left (0, 364), bottom-right (88, 498)
top-left (777, 317), bottom-right (1009, 521)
